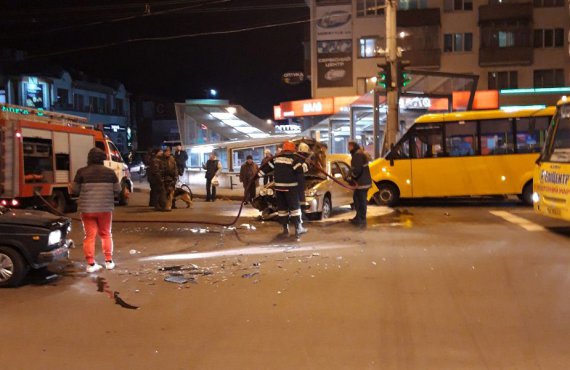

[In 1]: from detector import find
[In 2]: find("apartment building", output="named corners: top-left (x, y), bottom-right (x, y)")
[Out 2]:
top-left (308, 0), bottom-right (570, 103)
top-left (0, 66), bottom-right (131, 152)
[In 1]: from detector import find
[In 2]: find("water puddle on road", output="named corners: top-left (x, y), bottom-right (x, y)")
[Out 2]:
top-left (366, 209), bottom-right (414, 228)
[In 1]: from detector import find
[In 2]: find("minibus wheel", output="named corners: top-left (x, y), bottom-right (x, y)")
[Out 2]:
top-left (521, 181), bottom-right (533, 206)
top-left (374, 182), bottom-right (400, 207)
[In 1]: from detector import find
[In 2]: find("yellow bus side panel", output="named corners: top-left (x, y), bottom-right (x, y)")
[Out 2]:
top-left (410, 155), bottom-right (536, 198)
top-left (368, 158), bottom-right (413, 199)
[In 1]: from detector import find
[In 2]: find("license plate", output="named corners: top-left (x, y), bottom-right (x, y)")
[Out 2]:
top-left (546, 207), bottom-right (562, 216)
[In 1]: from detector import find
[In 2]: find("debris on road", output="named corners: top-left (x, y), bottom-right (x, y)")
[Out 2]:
top-left (164, 275), bottom-right (191, 284)
top-left (241, 272), bottom-right (259, 279)
top-left (114, 292), bottom-right (139, 310)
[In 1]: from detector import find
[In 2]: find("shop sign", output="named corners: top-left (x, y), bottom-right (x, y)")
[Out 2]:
top-left (282, 72), bottom-right (305, 85)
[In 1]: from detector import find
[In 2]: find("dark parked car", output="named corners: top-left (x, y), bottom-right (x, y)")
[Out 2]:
top-left (0, 206), bottom-right (73, 287)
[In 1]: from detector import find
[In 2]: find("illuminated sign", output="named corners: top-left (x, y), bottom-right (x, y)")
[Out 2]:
top-left (453, 90), bottom-right (499, 110)
top-left (1, 104), bottom-right (44, 117)
top-left (275, 124), bottom-right (302, 134)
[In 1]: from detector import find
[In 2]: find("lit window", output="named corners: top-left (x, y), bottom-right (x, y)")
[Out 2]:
top-left (359, 37), bottom-right (381, 58)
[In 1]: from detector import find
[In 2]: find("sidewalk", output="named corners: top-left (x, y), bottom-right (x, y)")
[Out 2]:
top-left (132, 178), bottom-right (245, 201)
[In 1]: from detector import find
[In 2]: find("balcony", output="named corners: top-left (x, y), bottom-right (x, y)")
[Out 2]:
top-left (479, 2), bottom-right (532, 24)
top-left (397, 8), bottom-right (440, 27)
top-left (402, 49), bottom-right (441, 68)
top-left (479, 46), bottom-right (533, 66)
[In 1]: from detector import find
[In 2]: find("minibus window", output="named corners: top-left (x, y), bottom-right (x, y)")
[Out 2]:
top-left (550, 113), bottom-right (570, 163)
top-left (411, 125), bottom-right (443, 158)
top-left (480, 119), bottom-right (513, 155)
top-left (515, 117), bottom-right (549, 153)
top-left (446, 121), bottom-right (478, 156)
top-left (392, 137), bottom-right (410, 159)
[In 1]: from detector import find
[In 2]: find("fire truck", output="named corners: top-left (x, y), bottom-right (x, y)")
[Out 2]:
top-left (0, 104), bottom-right (133, 213)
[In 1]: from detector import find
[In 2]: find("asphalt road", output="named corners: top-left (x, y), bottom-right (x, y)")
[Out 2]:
top-left (2, 193), bottom-right (570, 370)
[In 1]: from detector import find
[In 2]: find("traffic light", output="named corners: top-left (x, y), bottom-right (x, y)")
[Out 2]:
top-left (377, 63), bottom-right (391, 89)
top-left (398, 61), bottom-right (412, 88)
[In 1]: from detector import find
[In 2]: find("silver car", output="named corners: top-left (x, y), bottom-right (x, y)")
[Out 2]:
top-left (304, 154), bottom-right (354, 220)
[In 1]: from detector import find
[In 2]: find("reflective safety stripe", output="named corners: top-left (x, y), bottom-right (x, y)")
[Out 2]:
top-left (293, 163), bottom-right (302, 170)
top-left (357, 185), bottom-right (372, 189)
top-left (258, 170), bottom-right (265, 176)
top-left (275, 182), bottom-right (298, 187)
top-left (277, 211), bottom-right (289, 217)
top-left (275, 157), bottom-right (294, 165)
top-left (290, 209), bottom-right (302, 217)
top-left (302, 163), bottom-right (308, 172)
top-left (268, 162), bottom-right (275, 168)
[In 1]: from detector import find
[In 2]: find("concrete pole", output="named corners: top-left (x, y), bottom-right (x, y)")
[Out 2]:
top-left (382, 0), bottom-right (399, 155)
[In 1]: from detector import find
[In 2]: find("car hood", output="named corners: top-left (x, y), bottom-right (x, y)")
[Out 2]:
top-left (0, 208), bottom-right (69, 229)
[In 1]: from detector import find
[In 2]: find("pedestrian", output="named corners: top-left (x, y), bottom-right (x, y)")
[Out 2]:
top-left (148, 148), bottom-right (166, 210)
top-left (71, 148), bottom-right (121, 273)
top-left (261, 149), bottom-right (274, 185)
top-left (239, 154), bottom-right (258, 203)
top-left (347, 141), bottom-right (372, 227)
top-left (259, 140), bottom-right (308, 240)
top-left (296, 142), bottom-right (312, 210)
top-left (162, 147), bottom-right (179, 211)
top-left (203, 152), bottom-right (222, 202)
top-left (174, 145), bottom-right (188, 177)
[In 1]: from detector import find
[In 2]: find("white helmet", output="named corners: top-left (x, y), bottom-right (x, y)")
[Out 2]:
top-left (298, 142), bottom-right (310, 153)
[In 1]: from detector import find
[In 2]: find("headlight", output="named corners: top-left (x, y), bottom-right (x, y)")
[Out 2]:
top-left (48, 230), bottom-right (62, 245)
top-left (532, 192), bottom-right (540, 203)
top-left (306, 189), bottom-right (318, 197)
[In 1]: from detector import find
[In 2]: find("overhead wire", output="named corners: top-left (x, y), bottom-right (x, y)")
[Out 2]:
top-left (2, 0), bottom-right (230, 38)
top-left (5, 17), bottom-right (312, 61)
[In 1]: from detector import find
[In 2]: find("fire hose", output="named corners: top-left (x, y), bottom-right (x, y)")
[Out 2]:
top-left (33, 152), bottom-right (363, 226)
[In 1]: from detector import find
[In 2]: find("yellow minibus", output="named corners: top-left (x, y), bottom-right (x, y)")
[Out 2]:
top-left (368, 106), bottom-right (555, 206)
top-left (533, 98), bottom-right (570, 220)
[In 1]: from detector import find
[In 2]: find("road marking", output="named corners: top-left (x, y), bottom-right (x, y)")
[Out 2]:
top-left (489, 211), bottom-right (546, 232)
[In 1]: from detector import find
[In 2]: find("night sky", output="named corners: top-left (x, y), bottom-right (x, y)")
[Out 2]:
top-left (1, 0), bottom-right (311, 118)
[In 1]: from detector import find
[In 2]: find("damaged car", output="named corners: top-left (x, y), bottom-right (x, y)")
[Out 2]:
top-left (0, 206), bottom-right (73, 287)
top-left (252, 146), bottom-right (354, 220)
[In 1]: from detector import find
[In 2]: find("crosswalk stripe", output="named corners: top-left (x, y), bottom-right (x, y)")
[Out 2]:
top-left (489, 211), bottom-right (546, 232)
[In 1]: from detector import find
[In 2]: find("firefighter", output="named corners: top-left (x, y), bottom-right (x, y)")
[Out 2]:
top-left (259, 140), bottom-right (308, 240)
top-left (162, 147), bottom-right (179, 211)
top-left (347, 141), bottom-right (372, 227)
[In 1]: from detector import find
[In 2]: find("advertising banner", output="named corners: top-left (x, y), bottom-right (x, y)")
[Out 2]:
top-left (317, 40), bottom-right (353, 88)
top-left (316, 5), bottom-right (352, 41)
top-left (316, 5), bottom-right (353, 88)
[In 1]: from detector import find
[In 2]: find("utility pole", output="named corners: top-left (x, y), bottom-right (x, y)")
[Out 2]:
top-left (382, 0), bottom-right (399, 155)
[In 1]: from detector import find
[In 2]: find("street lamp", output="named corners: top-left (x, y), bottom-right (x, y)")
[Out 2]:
top-left (209, 89), bottom-right (217, 97)
top-left (266, 119), bottom-right (272, 124)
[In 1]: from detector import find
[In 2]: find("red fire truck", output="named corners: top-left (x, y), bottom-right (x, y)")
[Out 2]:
top-left (0, 104), bottom-right (133, 212)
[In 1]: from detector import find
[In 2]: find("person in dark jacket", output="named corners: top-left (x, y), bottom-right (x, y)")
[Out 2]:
top-left (347, 141), bottom-right (372, 226)
top-left (174, 145), bottom-right (188, 177)
top-left (162, 147), bottom-right (179, 211)
top-left (259, 141), bottom-right (308, 240)
top-left (261, 149), bottom-right (274, 185)
top-left (296, 142), bottom-right (312, 211)
top-left (71, 148), bottom-right (121, 273)
top-left (147, 149), bottom-right (165, 210)
top-left (239, 155), bottom-right (259, 203)
top-left (203, 153), bottom-right (222, 202)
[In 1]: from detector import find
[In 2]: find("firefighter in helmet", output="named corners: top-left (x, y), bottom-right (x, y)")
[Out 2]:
top-left (260, 140), bottom-right (308, 240)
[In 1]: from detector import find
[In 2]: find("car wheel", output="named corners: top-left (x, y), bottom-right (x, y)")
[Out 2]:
top-left (522, 181), bottom-right (533, 206)
top-left (0, 247), bottom-right (29, 287)
top-left (374, 183), bottom-right (400, 207)
top-left (320, 195), bottom-right (332, 220)
top-left (49, 189), bottom-right (68, 214)
top-left (118, 184), bottom-right (130, 206)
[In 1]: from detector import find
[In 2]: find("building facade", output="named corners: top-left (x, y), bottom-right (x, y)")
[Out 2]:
top-left (0, 67), bottom-right (131, 152)
top-left (308, 0), bottom-right (570, 101)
